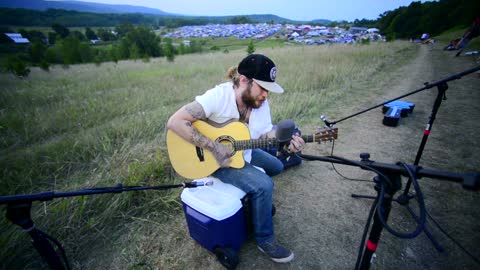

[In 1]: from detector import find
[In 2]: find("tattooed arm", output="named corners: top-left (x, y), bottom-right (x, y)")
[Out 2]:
top-left (166, 101), bottom-right (231, 167)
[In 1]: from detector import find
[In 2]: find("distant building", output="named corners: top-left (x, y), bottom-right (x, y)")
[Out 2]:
top-left (4, 33), bottom-right (30, 44)
top-left (349, 27), bottom-right (368, 33)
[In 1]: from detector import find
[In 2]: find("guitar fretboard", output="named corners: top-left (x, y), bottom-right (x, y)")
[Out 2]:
top-left (233, 135), bottom-right (316, 150)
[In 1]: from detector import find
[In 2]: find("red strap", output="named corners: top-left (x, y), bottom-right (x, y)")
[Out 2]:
top-left (366, 240), bottom-right (378, 251)
top-left (424, 130), bottom-right (431, 135)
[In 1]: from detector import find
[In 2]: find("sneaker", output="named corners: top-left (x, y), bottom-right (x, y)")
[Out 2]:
top-left (257, 240), bottom-right (294, 263)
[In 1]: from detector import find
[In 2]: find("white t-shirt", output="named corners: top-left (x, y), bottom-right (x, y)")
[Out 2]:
top-left (195, 82), bottom-right (273, 163)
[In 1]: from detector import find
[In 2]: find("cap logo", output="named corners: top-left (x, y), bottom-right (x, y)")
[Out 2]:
top-left (270, 67), bottom-right (277, 81)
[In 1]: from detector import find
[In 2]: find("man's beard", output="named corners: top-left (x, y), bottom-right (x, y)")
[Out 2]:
top-left (241, 82), bottom-right (264, 109)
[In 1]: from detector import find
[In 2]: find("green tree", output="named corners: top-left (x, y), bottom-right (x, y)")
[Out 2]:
top-left (29, 39), bottom-right (47, 63)
top-left (124, 26), bottom-right (161, 57)
top-left (163, 40), bottom-right (175, 62)
top-left (85, 27), bottom-right (97, 40)
top-left (48, 32), bottom-right (57, 45)
top-left (79, 43), bottom-right (93, 62)
top-left (178, 43), bottom-right (186, 55)
top-left (109, 46), bottom-right (119, 63)
top-left (39, 59), bottom-right (49, 71)
top-left (246, 40), bottom-right (255, 54)
top-left (19, 29), bottom-right (46, 43)
top-left (96, 28), bottom-right (116, 41)
top-left (51, 23), bottom-right (70, 38)
top-left (71, 30), bottom-right (86, 41)
top-left (61, 35), bottom-right (81, 64)
top-left (129, 44), bottom-right (140, 60)
top-left (228, 16), bottom-right (253, 24)
top-left (189, 40), bottom-right (202, 53)
top-left (117, 39), bottom-right (130, 59)
top-left (45, 46), bottom-right (62, 63)
top-left (115, 22), bottom-right (135, 38)
top-left (4, 55), bottom-right (30, 77)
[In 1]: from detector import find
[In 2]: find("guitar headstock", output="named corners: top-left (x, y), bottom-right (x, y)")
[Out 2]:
top-left (314, 127), bottom-right (338, 143)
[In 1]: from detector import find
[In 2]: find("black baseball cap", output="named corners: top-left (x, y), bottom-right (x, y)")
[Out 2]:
top-left (237, 54), bottom-right (284, 93)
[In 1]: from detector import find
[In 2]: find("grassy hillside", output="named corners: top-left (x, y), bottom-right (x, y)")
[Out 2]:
top-left (0, 41), bottom-right (420, 269)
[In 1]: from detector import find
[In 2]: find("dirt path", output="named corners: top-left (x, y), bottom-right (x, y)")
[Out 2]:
top-left (230, 44), bottom-right (480, 270)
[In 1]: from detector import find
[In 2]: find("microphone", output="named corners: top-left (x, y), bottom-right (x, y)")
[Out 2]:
top-left (275, 119), bottom-right (295, 155)
top-left (199, 179), bottom-right (214, 186)
top-left (321, 115), bottom-right (333, 128)
top-left (184, 179), bottom-right (214, 188)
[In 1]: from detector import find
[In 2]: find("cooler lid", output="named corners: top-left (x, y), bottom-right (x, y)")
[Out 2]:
top-left (181, 177), bottom-right (246, 221)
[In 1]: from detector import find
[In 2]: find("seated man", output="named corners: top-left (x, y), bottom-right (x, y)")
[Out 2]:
top-left (167, 54), bottom-right (305, 263)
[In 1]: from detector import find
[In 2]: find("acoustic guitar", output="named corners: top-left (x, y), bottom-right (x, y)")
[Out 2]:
top-left (166, 120), bottom-right (338, 179)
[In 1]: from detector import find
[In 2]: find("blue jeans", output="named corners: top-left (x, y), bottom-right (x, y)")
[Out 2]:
top-left (212, 149), bottom-right (284, 244)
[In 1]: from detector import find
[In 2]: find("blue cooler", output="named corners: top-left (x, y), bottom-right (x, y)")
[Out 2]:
top-left (181, 177), bottom-right (247, 269)
top-left (382, 100), bottom-right (415, 117)
top-left (383, 107), bottom-right (401, 126)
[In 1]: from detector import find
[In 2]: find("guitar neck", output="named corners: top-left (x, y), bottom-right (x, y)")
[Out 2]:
top-left (234, 135), bottom-right (315, 151)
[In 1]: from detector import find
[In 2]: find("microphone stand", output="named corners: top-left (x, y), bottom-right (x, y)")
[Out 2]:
top-left (397, 67), bottom-right (480, 203)
top-left (299, 153), bottom-right (479, 270)
top-left (0, 181), bottom-right (210, 270)
top-left (319, 65), bottom-right (480, 232)
top-left (322, 65), bottom-right (480, 127)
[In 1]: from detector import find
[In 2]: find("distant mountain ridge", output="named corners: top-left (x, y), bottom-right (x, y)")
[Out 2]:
top-left (0, 0), bottom-right (332, 24)
top-left (0, 0), bottom-right (173, 15)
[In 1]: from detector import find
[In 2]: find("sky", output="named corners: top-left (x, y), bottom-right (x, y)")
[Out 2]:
top-left (73, 0), bottom-right (435, 22)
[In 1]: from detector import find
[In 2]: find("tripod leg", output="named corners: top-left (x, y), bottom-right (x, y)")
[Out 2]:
top-left (405, 205), bottom-right (444, 252)
top-left (7, 203), bottom-right (66, 270)
top-left (30, 229), bottom-right (66, 270)
top-left (359, 194), bottom-right (393, 270)
top-left (352, 194), bottom-right (376, 200)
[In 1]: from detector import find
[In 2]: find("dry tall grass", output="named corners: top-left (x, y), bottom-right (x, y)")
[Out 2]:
top-left (0, 41), bottom-right (419, 269)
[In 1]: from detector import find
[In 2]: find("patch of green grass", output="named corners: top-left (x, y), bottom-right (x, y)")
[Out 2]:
top-left (171, 36), bottom-right (290, 53)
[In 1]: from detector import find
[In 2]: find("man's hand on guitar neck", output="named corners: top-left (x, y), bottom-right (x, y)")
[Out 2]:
top-left (288, 133), bottom-right (306, 153)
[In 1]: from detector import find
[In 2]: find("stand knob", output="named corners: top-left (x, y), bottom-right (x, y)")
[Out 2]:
top-left (360, 153), bottom-right (370, 161)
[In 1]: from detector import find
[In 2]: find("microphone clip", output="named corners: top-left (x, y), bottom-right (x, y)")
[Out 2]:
top-left (321, 115), bottom-right (334, 128)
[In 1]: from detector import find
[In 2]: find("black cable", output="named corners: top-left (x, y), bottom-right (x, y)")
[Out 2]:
top-left (376, 162), bottom-right (426, 239)
top-left (326, 155), bottom-right (393, 188)
top-left (38, 229), bottom-right (71, 270)
top-left (426, 210), bottom-right (480, 265)
top-left (327, 156), bottom-right (427, 238)
top-left (329, 140), bottom-right (371, 183)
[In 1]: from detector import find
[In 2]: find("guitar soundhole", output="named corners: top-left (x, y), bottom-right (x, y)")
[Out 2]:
top-left (216, 135), bottom-right (236, 156)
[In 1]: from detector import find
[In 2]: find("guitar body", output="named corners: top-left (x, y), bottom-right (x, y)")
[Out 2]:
top-left (167, 120), bottom-right (338, 179)
top-left (166, 121), bottom-right (251, 179)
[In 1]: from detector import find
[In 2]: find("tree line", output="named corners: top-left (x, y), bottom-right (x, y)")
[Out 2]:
top-left (1, 22), bottom-right (205, 77)
top-left (0, 8), bottom-right (258, 28)
top-left (325, 1), bottom-right (478, 40)
top-left (375, 0), bottom-right (479, 40)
